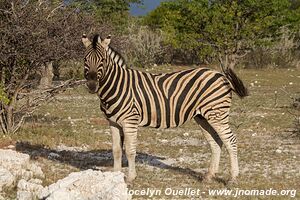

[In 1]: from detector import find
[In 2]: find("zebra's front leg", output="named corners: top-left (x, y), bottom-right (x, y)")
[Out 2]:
top-left (110, 121), bottom-right (123, 172)
top-left (123, 123), bottom-right (138, 183)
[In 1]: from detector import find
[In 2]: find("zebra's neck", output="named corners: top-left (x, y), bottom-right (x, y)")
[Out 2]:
top-left (98, 46), bottom-right (128, 99)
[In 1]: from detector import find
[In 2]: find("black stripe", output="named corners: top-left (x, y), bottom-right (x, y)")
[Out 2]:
top-left (100, 64), bottom-right (120, 98)
top-left (202, 105), bottom-right (231, 117)
top-left (168, 69), bottom-right (196, 98)
top-left (157, 77), bottom-right (171, 128)
top-left (136, 72), bottom-right (152, 126)
top-left (131, 71), bottom-right (143, 121)
top-left (201, 89), bottom-right (232, 109)
top-left (106, 86), bottom-right (130, 118)
top-left (105, 68), bottom-right (128, 106)
top-left (143, 74), bottom-right (161, 128)
top-left (183, 73), bottom-right (223, 122)
top-left (175, 69), bottom-right (208, 125)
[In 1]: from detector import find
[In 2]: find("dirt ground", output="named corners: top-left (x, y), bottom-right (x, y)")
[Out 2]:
top-left (1, 67), bottom-right (299, 199)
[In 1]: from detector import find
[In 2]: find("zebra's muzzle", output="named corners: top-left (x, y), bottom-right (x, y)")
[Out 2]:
top-left (86, 80), bottom-right (98, 94)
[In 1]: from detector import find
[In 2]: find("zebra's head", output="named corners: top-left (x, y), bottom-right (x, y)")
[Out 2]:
top-left (82, 34), bottom-right (111, 94)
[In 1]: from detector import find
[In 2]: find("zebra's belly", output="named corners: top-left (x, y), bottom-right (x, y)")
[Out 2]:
top-left (138, 105), bottom-right (199, 129)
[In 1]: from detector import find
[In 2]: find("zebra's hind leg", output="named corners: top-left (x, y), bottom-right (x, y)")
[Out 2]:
top-left (194, 115), bottom-right (223, 182)
top-left (207, 116), bottom-right (239, 183)
top-left (109, 121), bottom-right (123, 172)
top-left (123, 122), bottom-right (138, 183)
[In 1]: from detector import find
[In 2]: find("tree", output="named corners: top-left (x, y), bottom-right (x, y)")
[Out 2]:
top-left (0, 0), bottom-right (92, 134)
top-left (71, 0), bottom-right (142, 27)
top-left (144, 0), bottom-right (211, 64)
top-left (144, 0), bottom-right (299, 68)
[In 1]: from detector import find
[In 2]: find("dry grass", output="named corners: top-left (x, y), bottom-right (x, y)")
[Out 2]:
top-left (1, 67), bottom-right (299, 199)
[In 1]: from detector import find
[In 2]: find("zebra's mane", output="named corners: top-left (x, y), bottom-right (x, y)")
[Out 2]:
top-left (107, 45), bottom-right (127, 68)
top-left (92, 34), bottom-right (99, 49)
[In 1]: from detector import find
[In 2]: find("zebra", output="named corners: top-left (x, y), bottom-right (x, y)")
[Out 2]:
top-left (82, 34), bottom-right (248, 183)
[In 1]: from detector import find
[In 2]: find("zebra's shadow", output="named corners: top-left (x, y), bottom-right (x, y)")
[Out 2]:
top-left (15, 141), bottom-right (219, 183)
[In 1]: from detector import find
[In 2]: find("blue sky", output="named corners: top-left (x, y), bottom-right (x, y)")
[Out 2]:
top-left (130, 0), bottom-right (165, 16)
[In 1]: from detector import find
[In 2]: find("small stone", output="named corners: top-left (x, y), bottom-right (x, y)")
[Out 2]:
top-left (161, 139), bottom-right (168, 143)
top-left (48, 152), bottom-right (60, 160)
top-left (183, 132), bottom-right (189, 137)
top-left (6, 145), bottom-right (15, 149)
top-left (276, 149), bottom-right (282, 154)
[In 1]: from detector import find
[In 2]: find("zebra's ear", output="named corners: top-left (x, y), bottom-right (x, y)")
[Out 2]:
top-left (82, 34), bottom-right (91, 48)
top-left (100, 35), bottom-right (111, 50)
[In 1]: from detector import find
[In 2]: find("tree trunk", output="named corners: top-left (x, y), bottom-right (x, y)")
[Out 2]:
top-left (39, 62), bottom-right (54, 89)
top-left (0, 105), bottom-right (14, 134)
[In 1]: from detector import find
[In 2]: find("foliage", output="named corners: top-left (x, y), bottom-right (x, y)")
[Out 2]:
top-left (0, 0), bottom-right (92, 134)
top-left (0, 85), bottom-right (9, 105)
top-left (123, 20), bottom-right (167, 67)
top-left (70, 0), bottom-right (142, 28)
top-left (144, 0), bottom-right (300, 68)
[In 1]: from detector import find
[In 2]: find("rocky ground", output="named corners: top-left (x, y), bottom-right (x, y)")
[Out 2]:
top-left (0, 68), bottom-right (299, 199)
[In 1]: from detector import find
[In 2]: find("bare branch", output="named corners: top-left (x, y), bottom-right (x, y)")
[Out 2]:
top-left (46, 3), bottom-right (64, 20)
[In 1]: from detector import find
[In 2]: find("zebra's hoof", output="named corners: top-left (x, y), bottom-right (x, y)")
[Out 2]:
top-left (203, 173), bottom-right (215, 183)
top-left (125, 172), bottom-right (137, 185)
top-left (227, 178), bottom-right (238, 187)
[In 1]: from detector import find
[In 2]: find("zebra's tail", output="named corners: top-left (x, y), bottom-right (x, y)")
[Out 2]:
top-left (224, 68), bottom-right (249, 98)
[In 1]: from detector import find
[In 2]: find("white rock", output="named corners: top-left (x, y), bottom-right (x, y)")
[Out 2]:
top-left (17, 179), bottom-right (44, 200)
top-left (39, 170), bottom-right (129, 200)
top-left (28, 163), bottom-right (45, 179)
top-left (0, 149), bottom-right (30, 173)
top-left (0, 149), bottom-right (44, 193)
top-left (0, 167), bottom-right (15, 191)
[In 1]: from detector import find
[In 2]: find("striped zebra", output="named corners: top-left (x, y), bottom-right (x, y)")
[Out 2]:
top-left (82, 34), bottom-right (248, 183)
